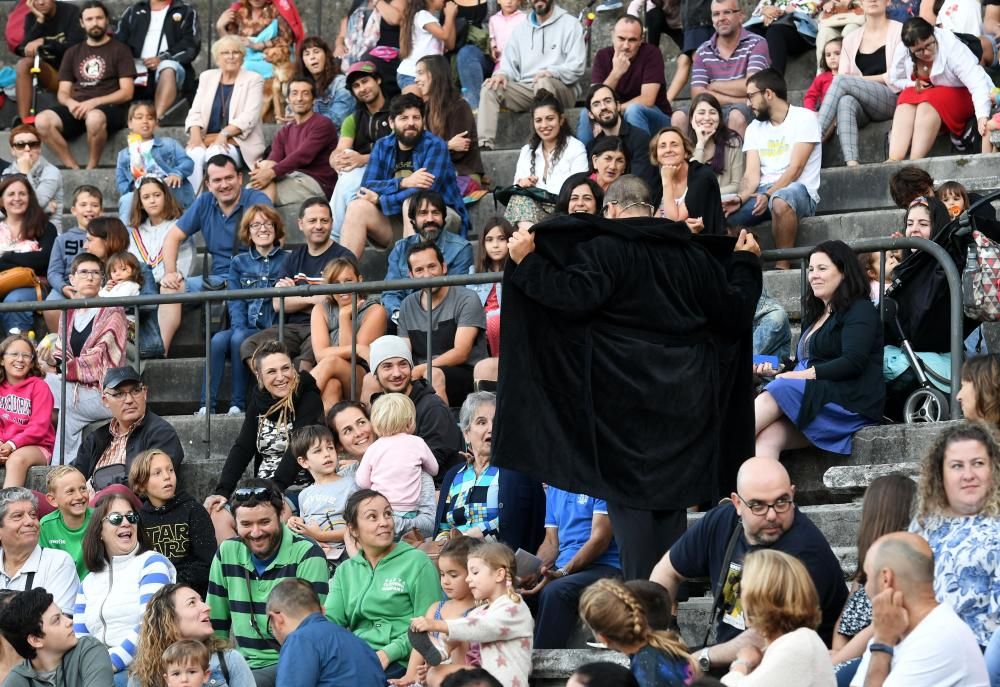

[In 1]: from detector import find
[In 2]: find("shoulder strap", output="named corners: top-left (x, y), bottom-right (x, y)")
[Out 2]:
top-left (22, 571), bottom-right (35, 590)
top-left (217, 650), bottom-right (230, 685)
top-left (702, 518), bottom-right (743, 648)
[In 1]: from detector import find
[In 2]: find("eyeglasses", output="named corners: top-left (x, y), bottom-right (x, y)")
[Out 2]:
top-left (74, 269), bottom-right (103, 279)
top-left (11, 140), bottom-right (41, 150)
top-left (232, 486), bottom-right (274, 503)
top-left (909, 38), bottom-right (937, 56)
top-left (104, 511), bottom-right (140, 526)
top-left (745, 90), bottom-right (762, 100)
top-left (248, 221), bottom-right (275, 233)
top-left (601, 201), bottom-right (655, 216)
top-left (3, 352), bottom-right (32, 361)
top-left (736, 494), bottom-right (794, 517)
top-left (104, 384), bottom-right (146, 400)
top-left (711, 8), bottom-right (739, 17)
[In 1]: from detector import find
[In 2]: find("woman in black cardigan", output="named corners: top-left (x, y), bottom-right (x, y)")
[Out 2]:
top-left (650, 126), bottom-right (725, 235)
top-left (754, 240), bottom-right (885, 458)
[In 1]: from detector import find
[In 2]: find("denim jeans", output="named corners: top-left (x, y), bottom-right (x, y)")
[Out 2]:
top-left (0, 286), bottom-right (39, 334)
top-left (726, 182), bottom-right (818, 228)
top-left (204, 328), bottom-right (255, 411)
top-left (330, 165), bottom-right (367, 240)
top-left (576, 103), bottom-right (672, 146)
top-left (835, 657), bottom-right (861, 687)
top-left (754, 292), bottom-right (792, 359)
top-left (525, 563), bottom-right (621, 648)
top-left (456, 44), bottom-right (493, 109)
top-left (985, 628), bottom-right (1000, 687)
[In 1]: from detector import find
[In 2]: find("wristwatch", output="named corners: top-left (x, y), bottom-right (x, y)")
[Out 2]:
top-left (697, 647), bottom-right (711, 672)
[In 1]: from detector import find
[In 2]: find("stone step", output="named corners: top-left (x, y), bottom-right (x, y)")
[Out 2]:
top-left (824, 462), bottom-right (920, 494)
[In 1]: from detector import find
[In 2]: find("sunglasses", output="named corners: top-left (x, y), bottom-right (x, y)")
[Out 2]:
top-left (232, 487), bottom-right (274, 503)
top-left (104, 511), bottom-right (140, 526)
top-left (11, 140), bottom-right (41, 150)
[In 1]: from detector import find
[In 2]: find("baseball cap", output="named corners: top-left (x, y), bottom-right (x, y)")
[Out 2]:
top-left (345, 61), bottom-right (379, 87)
top-left (368, 335), bottom-right (413, 371)
top-left (102, 365), bottom-right (142, 389)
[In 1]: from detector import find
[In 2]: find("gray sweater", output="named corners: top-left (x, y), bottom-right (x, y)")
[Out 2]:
top-left (2, 636), bottom-right (113, 687)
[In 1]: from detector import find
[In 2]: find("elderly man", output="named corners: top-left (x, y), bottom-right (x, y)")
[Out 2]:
top-left (0, 488), bottom-right (78, 614)
top-left (650, 457), bottom-right (848, 674)
top-left (72, 365), bottom-right (183, 489)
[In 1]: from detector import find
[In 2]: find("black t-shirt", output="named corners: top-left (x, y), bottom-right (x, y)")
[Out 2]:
top-left (279, 242), bottom-right (354, 325)
top-left (353, 108), bottom-right (392, 155)
top-left (669, 503), bottom-right (848, 646)
top-left (393, 144), bottom-right (415, 179)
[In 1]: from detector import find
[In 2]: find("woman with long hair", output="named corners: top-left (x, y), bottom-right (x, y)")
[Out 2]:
top-left (650, 126), bottom-right (725, 235)
top-left (297, 36), bottom-right (355, 127)
top-left (0, 333), bottom-right (54, 487)
top-left (957, 354), bottom-right (1000, 426)
top-left (0, 174), bottom-right (57, 335)
top-left (687, 93), bottom-right (745, 196)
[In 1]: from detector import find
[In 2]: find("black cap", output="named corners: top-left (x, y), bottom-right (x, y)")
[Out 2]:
top-left (102, 365), bottom-right (142, 389)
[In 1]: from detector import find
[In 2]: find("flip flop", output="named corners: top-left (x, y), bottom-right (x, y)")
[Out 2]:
top-left (408, 628), bottom-right (444, 667)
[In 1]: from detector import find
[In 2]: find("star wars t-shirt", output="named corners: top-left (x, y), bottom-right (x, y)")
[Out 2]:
top-left (59, 38), bottom-right (136, 101)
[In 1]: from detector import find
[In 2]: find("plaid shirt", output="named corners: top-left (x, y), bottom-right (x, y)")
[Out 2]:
top-left (361, 130), bottom-right (471, 237)
top-left (436, 462), bottom-right (501, 540)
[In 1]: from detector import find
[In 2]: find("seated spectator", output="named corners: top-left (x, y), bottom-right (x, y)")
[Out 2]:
top-left (339, 93), bottom-right (471, 259)
top-left (754, 241), bottom-right (884, 459)
top-left (397, 242), bottom-right (487, 405)
top-left (239, 199), bottom-right (353, 373)
top-left (590, 136), bottom-right (629, 192)
top-left (0, 487), bottom-right (78, 613)
top-left (114, 0), bottom-right (200, 118)
top-left (0, 175), bottom-right (57, 336)
top-left (487, 0), bottom-right (527, 81)
top-left (850, 532), bottom-right (990, 686)
top-left (476, 0), bottom-right (585, 150)
top-left (816, 0), bottom-right (902, 168)
top-left (2, 125), bottom-right (63, 231)
top-left (957, 354), bottom-right (1000, 425)
top-left (651, 126), bottom-right (724, 234)
top-left (397, 0), bottom-right (457, 93)
top-left (184, 36), bottom-right (266, 191)
top-left (744, 0), bottom-right (819, 75)
top-left (805, 38), bottom-right (840, 112)
top-left (0, 588), bottom-right (113, 687)
top-left (309, 258), bottom-right (387, 410)
top-left (887, 17), bottom-right (993, 160)
top-left (650, 457), bottom-right (848, 673)
top-left (44, 185), bottom-right (101, 334)
top-left (34, 0), bottom-right (135, 170)
top-left (553, 172), bottom-right (605, 215)
top-left (297, 36), bottom-right (354, 128)
top-left (469, 217), bottom-right (512, 382)
top-left (215, 0), bottom-right (299, 81)
top-left (13, 0), bottom-right (83, 126)
top-left (568, 662), bottom-right (640, 687)
top-left (38, 465), bottom-right (92, 580)
top-left (73, 365), bottom-right (184, 489)
top-left (522, 486), bottom-right (620, 649)
top-left (37, 253), bottom-right (127, 464)
top-left (333, 0), bottom-right (406, 76)
top-left (199, 204), bottom-right (289, 416)
top-left (687, 92), bottom-right (745, 197)
top-left (74, 491), bottom-right (176, 684)
top-left (0, 334), bottom-right (54, 488)
top-left (267, 578), bottom-right (385, 687)
top-left (115, 102), bottom-right (195, 222)
top-left (125, 176), bottom-right (192, 288)
top-left (247, 77), bottom-right (338, 207)
top-left (382, 190), bottom-right (474, 323)
top-left (452, 0), bottom-right (499, 111)
top-left (580, 84), bottom-right (658, 191)
top-left (720, 550), bottom-right (837, 685)
top-left (723, 69), bottom-right (822, 269)
top-left (505, 90), bottom-right (589, 231)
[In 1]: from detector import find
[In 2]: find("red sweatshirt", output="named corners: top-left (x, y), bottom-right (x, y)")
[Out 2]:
top-left (0, 376), bottom-right (56, 451)
top-left (804, 71), bottom-right (834, 111)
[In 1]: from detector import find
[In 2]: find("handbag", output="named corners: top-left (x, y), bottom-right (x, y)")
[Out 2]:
top-left (493, 184), bottom-right (559, 208)
top-left (962, 230), bottom-right (1000, 321)
top-left (0, 267), bottom-right (42, 300)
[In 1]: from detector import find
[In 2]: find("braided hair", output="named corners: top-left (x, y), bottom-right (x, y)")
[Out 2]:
top-left (527, 89), bottom-right (571, 181)
top-left (252, 340), bottom-right (301, 425)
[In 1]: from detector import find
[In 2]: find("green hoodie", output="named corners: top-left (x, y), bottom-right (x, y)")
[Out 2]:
top-left (326, 541), bottom-right (441, 667)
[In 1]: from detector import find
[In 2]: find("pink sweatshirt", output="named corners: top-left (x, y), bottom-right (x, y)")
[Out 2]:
top-left (356, 434), bottom-right (439, 510)
top-left (488, 10), bottom-right (526, 68)
top-left (0, 376), bottom-right (56, 451)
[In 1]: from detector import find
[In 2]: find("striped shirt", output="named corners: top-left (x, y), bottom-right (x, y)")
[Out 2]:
top-left (690, 29), bottom-right (771, 89)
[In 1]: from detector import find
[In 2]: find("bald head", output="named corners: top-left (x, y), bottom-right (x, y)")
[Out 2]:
top-left (732, 457), bottom-right (796, 545)
top-left (869, 532), bottom-right (935, 588)
top-left (736, 457), bottom-right (792, 495)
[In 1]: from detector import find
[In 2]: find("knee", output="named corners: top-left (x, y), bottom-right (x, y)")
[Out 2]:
top-left (84, 110), bottom-right (107, 132)
top-left (15, 57), bottom-right (32, 74)
top-left (728, 110), bottom-right (747, 130)
top-left (34, 112), bottom-right (54, 133)
top-left (158, 68), bottom-right (177, 84)
top-left (771, 197), bottom-right (792, 216)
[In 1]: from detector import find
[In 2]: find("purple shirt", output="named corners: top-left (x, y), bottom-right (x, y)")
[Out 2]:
top-left (591, 42), bottom-right (670, 113)
top-left (690, 29), bottom-right (770, 89)
top-left (268, 112), bottom-right (339, 197)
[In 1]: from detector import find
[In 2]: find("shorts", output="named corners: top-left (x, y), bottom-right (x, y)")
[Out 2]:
top-left (49, 103), bottom-right (128, 140)
top-left (726, 181), bottom-right (818, 228)
top-left (134, 59), bottom-right (187, 94)
top-left (274, 171), bottom-right (324, 206)
top-left (682, 26), bottom-right (714, 55)
top-left (721, 103), bottom-right (754, 126)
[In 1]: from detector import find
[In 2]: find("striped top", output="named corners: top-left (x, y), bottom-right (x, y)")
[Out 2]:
top-left (691, 30), bottom-right (771, 89)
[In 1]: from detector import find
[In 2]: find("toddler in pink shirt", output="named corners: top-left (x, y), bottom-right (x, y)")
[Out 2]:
top-left (488, 0), bottom-right (526, 71)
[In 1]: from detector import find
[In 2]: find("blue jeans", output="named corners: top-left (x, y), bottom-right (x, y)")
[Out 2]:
top-left (754, 292), bottom-right (791, 359)
top-left (330, 165), bottom-right (366, 240)
top-left (204, 328), bottom-right (255, 411)
top-left (525, 563), bottom-right (620, 649)
top-left (726, 182), bottom-right (818, 228)
top-left (456, 44), bottom-right (493, 109)
top-left (0, 286), bottom-right (39, 334)
top-left (576, 103), bottom-right (672, 145)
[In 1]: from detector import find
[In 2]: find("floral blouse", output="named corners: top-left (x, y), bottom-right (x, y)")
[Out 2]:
top-left (227, 3), bottom-right (293, 53)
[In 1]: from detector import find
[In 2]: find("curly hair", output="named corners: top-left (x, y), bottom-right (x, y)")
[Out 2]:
top-left (961, 355), bottom-right (1000, 425)
top-left (739, 550), bottom-right (821, 640)
top-left (915, 421), bottom-right (1000, 521)
top-left (0, 334), bottom-right (44, 383)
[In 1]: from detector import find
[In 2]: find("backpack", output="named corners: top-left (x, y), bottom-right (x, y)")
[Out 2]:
top-left (962, 230), bottom-right (1000, 321)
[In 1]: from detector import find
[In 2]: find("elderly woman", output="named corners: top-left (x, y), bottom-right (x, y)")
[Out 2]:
top-left (215, 0), bottom-right (301, 79)
top-left (434, 391), bottom-right (546, 553)
top-left (957, 354), bottom-right (1000, 426)
top-left (0, 175), bottom-right (56, 336)
top-left (910, 422), bottom-right (1000, 682)
top-left (754, 240), bottom-right (884, 459)
top-left (2, 125), bottom-right (63, 230)
top-left (129, 583), bottom-right (255, 687)
top-left (185, 36), bottom-right (266, 190)
top-left (688, 93), bottom-right (745, 196)
top-left (651, 126), bottom-right (725, 235)
top-left (326, 489), bottom-right (440, 679)
top-left (73, 492), bottom-right (177, 686)
top-left (887, 17), bottom-right (994, 161)
top-left (721, 550), bottom-right (836, 685)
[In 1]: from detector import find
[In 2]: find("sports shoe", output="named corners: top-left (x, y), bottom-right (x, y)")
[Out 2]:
top-left (194, 407), bottom-right (206, 417)
top-left (227, 406), bottom-right (242, 416)
top-left (408, 629), bottom-right (444, 666)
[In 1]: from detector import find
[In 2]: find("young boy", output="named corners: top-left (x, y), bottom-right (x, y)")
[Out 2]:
top-left (285, 425), bottom-right (359, 563)
top-left (43, 185), bottom-right (102, 333)
top-left (39, 466), bottom-right (93, 579)
top-left (162, 640), bottom-right (212, 687)
top-left (114, 101), bottom-right (195, 223)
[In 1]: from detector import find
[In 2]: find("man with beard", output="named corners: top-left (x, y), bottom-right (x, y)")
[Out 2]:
top-left (722, 68), bottom-right (821, 270)
top-left (339, 93), bottom-right (470, 260)
top-left (248, 77), bottom-right (338, 207)
top-left (34, 0), bottom-right (135, 169)
top-left (381, 190), bottom-right (473, 324)
top-left (207, 479), bottom-right (329, 687)
top-left (650, 457), bottom-right (848, 674)
top-left (582, 84), bottom-right (658, 191)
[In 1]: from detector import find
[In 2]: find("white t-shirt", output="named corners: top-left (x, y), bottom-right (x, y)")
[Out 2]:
top-left (135, 6), bottom-right (169, 79)
top-left (398, 10), bottom-right (443, 76)
top-left (850, 603), bottom-right (990, 687)
top-left (742, 104), bottom-right (822, 202)
top-left (936, 0), bottom-right (983, 37)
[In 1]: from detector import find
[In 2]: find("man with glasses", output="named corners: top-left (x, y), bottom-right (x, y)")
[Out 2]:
top-left (650, 457), bottom-right (847, 674)
top-left (207, 479), bottom-right (329, 687)
top-left (580, 84), bottom-right (658, 191)
top-left (72, 365), bottom-right (183, 490)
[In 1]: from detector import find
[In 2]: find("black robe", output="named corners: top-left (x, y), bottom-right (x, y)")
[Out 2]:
top-left (492, 214), bottom-right (762, 511)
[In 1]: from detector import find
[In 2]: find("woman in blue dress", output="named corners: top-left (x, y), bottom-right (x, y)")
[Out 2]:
top-left (753, 240), bottom-right (885, 459)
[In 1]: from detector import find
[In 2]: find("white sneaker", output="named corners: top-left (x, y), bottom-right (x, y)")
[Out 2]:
top-left (595, 0), bottom-right (623, 11)
top-left (227, 406), bottom-right (242, 416)
top-left (194, 407), bottom-right (206, 417)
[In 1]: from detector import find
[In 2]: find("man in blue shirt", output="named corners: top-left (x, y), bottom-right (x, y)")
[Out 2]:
top-left (157, 153), bottom-right (272, 355)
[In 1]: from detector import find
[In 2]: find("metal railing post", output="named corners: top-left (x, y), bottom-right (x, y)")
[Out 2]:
top-left (278, 296), bottom-right (285, 344)
top-left (204, 304), bottom-right (212, 461)
top-left (350, 292), bottom-right (358, 401)
top-left (59, 310), bottom-right (68, 466)
top-left (425, 287), bottom-right (433, 391)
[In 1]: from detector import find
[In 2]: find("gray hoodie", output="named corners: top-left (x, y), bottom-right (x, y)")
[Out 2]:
top-left (497, 5), bottom-right (587, 95)
top-left (3, 636), bottom-right (113, 687)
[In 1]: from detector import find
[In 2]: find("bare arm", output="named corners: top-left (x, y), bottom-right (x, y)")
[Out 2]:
top-left (707, 78), bottom-right (750, 98)
top-left (376, 0), bottom-right (406, 25)
top-left (430, 326), bottom-right (479, 367)
top-left (161, 226), bottom-right (187, 275)
top-left (831, 625), bottom-right (875, 665)
top-left (55, 81), bottom-right (74, 107)
top-left (736, 150), bottom-right (762, 202)
top-left (535, 527), bottom-right (559, 570)
top-left (705, 628), bottom-right (767, 667)
top-left (621, 83), bottom-right (661, 110)
top-left (649, 551), bottom-right (685, 601)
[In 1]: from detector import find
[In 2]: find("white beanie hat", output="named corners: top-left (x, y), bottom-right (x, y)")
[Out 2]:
top-left (368, 335), bottom-right (414, 370)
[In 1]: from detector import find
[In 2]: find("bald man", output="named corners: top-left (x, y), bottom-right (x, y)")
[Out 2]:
top-left (650, 457), bottom-right (846, 674)
top-left (850, 532), bottom-right (988, 687)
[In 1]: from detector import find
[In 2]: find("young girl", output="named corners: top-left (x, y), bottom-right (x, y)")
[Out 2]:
top-left (858, 251), bottom-right (898, 304)
top-left (128, 449), bottom-right (216, 596)
top-left (392, 536), bottom-right (478, 687)
top-left (397, 0), bottom-right (457, 92)
top-left (580, 578), bottom-right (696, 687)
top-left (0, 334), bottom-right (54, 488)
top-left (410, 542), bottom-right (533, 687)
top-left (804, 37), bottom-right (842, 111)
top-left (356, 393), bottom-right (439, 538)
top-left (472, 218), bottom-right (513, 358)
top-left (935, 180), bottom-right (970, 219)
top-left (127, 176), bottom-right (193, 288)
top-left (488, 0), bottom-right (526, 71)
top-left (100, 252), bottom-right (143, 299)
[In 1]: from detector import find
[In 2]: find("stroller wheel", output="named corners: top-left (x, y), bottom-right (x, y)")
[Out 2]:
top-left (903, 387), bottom-right (951, 424)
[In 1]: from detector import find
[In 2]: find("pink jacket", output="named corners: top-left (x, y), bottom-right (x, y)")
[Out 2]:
top-left (184, 68), bottom-right (266, 165)
top-left (0, 376), bottom-right (55, 451)
top-left (838, 19), bottom-right (903, 90)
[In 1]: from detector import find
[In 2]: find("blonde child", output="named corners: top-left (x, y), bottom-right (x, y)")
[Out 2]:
top-left (804, 38), bottom-right (841, 112)
top-left (580, 578), bottom-right (696, 687)
top-left (397, 0), bottom-right (458, 92)
top-left (356, 393), bottom-right (438, 538)
top-left (410, 542), bottom-right (533, 687)
top-left (39, 465), bottom-right (92, 579)
top-left (100, 252), bottom-right (144, 299)
top-left (162, 640), bottom-right (211, 687)
top-left (935, 180), bottom-right (970, 219)
top-left (488, 0), bottom-right (526, 71)
top-left (286, 425), bottom-right (359, 564)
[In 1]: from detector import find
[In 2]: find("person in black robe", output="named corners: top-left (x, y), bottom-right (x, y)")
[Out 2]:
top-left (492, 175), bottom-right (763, 580)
